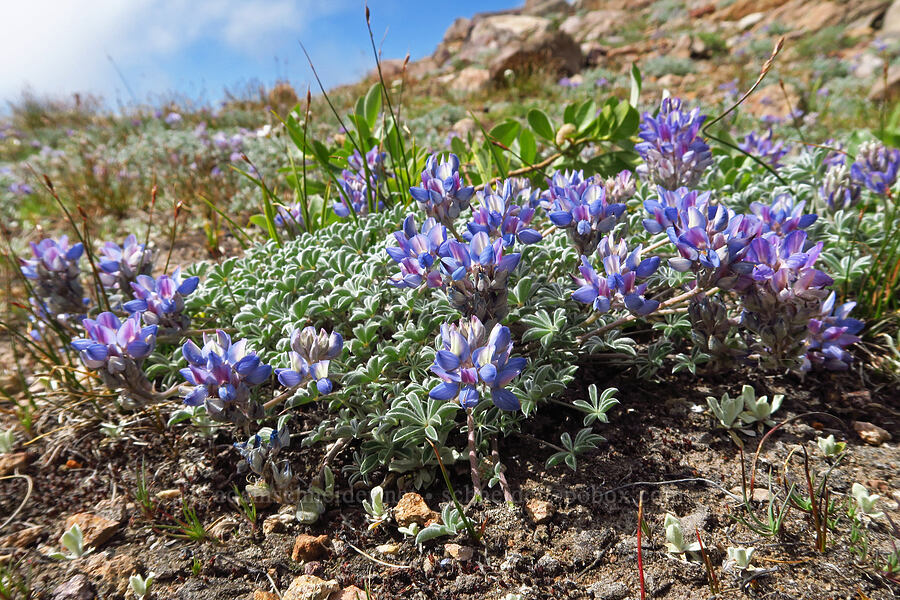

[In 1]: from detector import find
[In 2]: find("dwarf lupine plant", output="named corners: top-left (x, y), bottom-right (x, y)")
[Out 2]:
top-left (850, 140), bottom-right (900, 195)
top-left (738, 230), bottom-right (834, 370)
top-left (542, 170), bottom-right (626, 256)
top-left (803, 292), bottom-right (863, 371)
top-left (97, 234), bottom-right (154, 293)
top-left (572, 234), bottom-right (661, 316)
top-left (71, 312), bottom-right (160, 408)
top-left (466, 178), bottom-right (542, 247)
top-left (124, 269), bottom-right (200, 334)
top-left (409, 152), bottom-right (475, 230)
top-left (20, 236), bottom-right (87, 318)
top-left (819, 163), bottom-right (862, 211)
top-left (739, 129), bottom-right (790, 168)
top-left (635, 96), bottom-right (713, 189)
top-left (180, 330), bottom-right (272, 426)
top-left (276, 326), bottom-right (343, 394)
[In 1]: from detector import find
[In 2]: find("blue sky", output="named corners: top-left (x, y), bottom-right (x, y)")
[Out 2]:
top-left (2, 0), bottom-right (519, 108)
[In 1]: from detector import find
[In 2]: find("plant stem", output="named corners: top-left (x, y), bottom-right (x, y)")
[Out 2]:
top-left (637, 491), bottom-right (646, 600)
top-left (491, 438), bottom-right (513, 503)
top-left (466, 408), bottom-right (483, 500)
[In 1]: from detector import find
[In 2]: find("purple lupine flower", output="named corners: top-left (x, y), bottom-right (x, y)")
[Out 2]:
top-left (822, 139), bottom-right (847, 168)
top-left (276, 326), bottom-right (342, 394)
top-left (542, 169), bottom-right (626, 255)
top-left (653, 187), bottom-right (761, 288)
top-left (741, 231), bottom-right (833, 296)
top-left (409, 153), bottom-right (475, 228)
top-left (274, 203), bottom-right (305, 235)
top-left (641, 186), bottom-right (708, 234)
top-left (8, 182), bottom-right (33, 195)
top-left (604, 170), bottom-right (637, 204)
top-left (635, 96), bottom-right (713, 189)
top-left (333, 169), bottom-right (382, 218)
top-left (466, 178), bottom-right (542, 247)
top-left (71, 312), bottom-right (159, 407)
top-left (738, 230), bottom-right (835, 370)
top-left (98, 234), bottom-right (155, 292)
top-left (441, 232), bottom-right (521, 322)
top-left (572, 234), bottom-right (660, 316)
top-left (429, 316), bottom-right (525, 411)
top-left (123, 268), bottom-right (199, 333)
top-left (348, 146), bottom-right (386, 179)
top-left (819, 164), bottom-right (862, 210)
top-left (164, 112), bottom-right (182, 125)
top-left (19, 236), bottom-right (87, 317)
top-left (386, 214), bottom-right (447, 289)
top-left (749, 194), bottom-right (817, 235)
top-left (739, 129), bottom-right (790, 168)
top-left (180, 330), bottom-right (272, 425)
top-left (804, 291), bottom-right (863, 371)
top-left (850, 141), bottom-right (900, 195)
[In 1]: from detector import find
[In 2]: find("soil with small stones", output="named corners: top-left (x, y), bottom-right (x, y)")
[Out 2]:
top-left (1, 365), bottom-right (898, 600)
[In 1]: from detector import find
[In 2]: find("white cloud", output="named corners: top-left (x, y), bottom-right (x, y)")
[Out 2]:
top-left (1, 0), bottom-right (352, 103)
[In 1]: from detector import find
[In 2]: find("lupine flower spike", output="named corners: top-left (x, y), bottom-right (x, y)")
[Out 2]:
top-left (72, 312), bottom-right (159, 408)
top-left (124, 268), bottom-right (200, 333)
top-left (428, 316), bottom-right (526, 411)
top-left (410, 153), bottom-right (475, 229)
top-left (851, 140), bottom-right (900, 195)
top-left (572, 234), bottom-right (661, 316)
top-left (466, 178), bottom-right (542, 247)
top-left (20, 236), bottom-right (87, 318)
top-left (276, 326), bottom-right (343, 394)
top-left (543, 170), bottom-right (626, 256)
top-left (635, 96), bottom-right (713, 189)
top-left (180, 331), bottom-right (272, 426)
top-left (385, 214), bottom-right (448, 289)
top-left (98, 234), bottom-right (155, 293)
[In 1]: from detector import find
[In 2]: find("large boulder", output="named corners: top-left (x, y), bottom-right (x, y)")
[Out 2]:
top-left (489, 31), bottom-right (583, 83)
top-left (870, 64), bottom-right (900, 101)
top-left (560, 10), bottom-right (628, 43)
top-left (882, 0), bottom-right (900, 34)
top-left (469, 15), bottom-right (552, 48)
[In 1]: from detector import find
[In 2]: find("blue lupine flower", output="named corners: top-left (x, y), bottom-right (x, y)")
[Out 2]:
top-left (749, 194), bottom-right (817, 235)
top-left (738, 129), bottom-right (790, 168)
top-left (604, 170), bottom-right (637, 204)
top-left (72, 311), bottom-right (160, 407)
top-left (804, 292), bottom-right (863, 371)
top-left (642, 186), bottom-right (708, 235)
top-left (428, 316), bottom-right (525, 411)
top-left (19, 236), bottom-right (87, 317)
top-left (180, 330), bottom-right (272, 424)
top-left (466, 179), bottom-right (542, 247)
top-left (822, 139), bottom-right (847, 168)
top-left (98, 234), bottom-right (155, 291)
top-left (819, 164), bottom-right (862, 211)
top-left (440, 232), bottom-right (521, 322)
top-left (333, 169), bottom-right (378, 218)
top-left (123, 268), bottom-right (199, 332)
top-left (276, 326), bottom-right (343, 394)
top-left (741, 231), bottom-right (833, 297)
top-left (572, 234), bottom-right (660, 316)
top-left (542, 169), bottom-right (626, 255)
top-left (850, 141), bottom-right (900, 195)
top-left (409, 153), bottom-right (475, 227)
top-left (635, 96), bottom-right (713, 189)
top-left (386, 214), bottom-right (447, 289)
top-left (348, 146), bottom-right (386, 179)
top-left (274, 203), bottom-right (305, 234)
top-left (164, 112), bottom-right (183, 125)
top-left (72, 312), bottom-right (157, 370)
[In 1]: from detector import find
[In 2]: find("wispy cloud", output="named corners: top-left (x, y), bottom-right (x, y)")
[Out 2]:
top-left (2, 0), bottom-right (352, 102)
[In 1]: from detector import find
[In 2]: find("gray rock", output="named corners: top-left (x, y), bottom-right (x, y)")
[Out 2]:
top-left (51, 575), bottom-right (95, 600)
top-left (488, 31), bottom-right (583, 83)
top-left (881, 0), bottom-right (900, 34)
top-left (588, 581), bottom-right (628, 600)
top-left (536, 552), bottom-right (563, 575)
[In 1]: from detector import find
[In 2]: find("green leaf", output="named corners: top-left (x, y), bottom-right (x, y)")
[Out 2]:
top-left (364, 83), bottom-right (383, 130)
top-left (490, 119), bottom-right (521, 147)
top-left (519, 128), bottom-right (537, 165)
top-left (629, 63), bottom-right (642, 108)
top-left (527, 109), bottom-right (555, 141)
